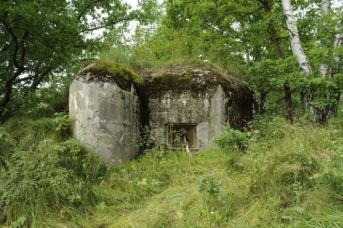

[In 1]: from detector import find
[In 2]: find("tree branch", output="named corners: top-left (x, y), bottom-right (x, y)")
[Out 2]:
top-left (1, 19), bottom-right (29, 70)
top-left (79, 17), bottom-right (131, 33)
top-left (14, 75), bottom-right (35, 84)
top-left (30, 67), bottom-right (52, 89)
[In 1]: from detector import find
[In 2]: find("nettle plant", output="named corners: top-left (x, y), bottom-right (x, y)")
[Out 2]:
top-left (197, 175), bottom-right (221, 214)
top-left (198, 175), bottom-right (220, 196)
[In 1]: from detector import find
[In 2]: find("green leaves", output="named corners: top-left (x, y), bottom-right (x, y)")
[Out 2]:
top-left (305, 76), bottom-right (341, 108)
top-left (0, 0), bottom-right (152, 121)
top-left (198, 175), bottom-right (220, 195)
top-left (0, 113), bottom-right (108, 226)
top-left (248, 57), bottom-right (303, 92)
top-left (51, 113), bottom-right (71, 136)
top-left (215, 126), bottom-right (248, 151)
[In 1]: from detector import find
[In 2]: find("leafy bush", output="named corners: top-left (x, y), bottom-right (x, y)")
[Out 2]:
top-left (249, 116), bottom-right (289, 141)
top-left (0, 115), bottom-right (107, 226)
top-left (0, 138), bottom-right (106, 225)
top-left (51, 113), bottom-right (72, 137)
top-left (215, 126), bottom-right (248, 150)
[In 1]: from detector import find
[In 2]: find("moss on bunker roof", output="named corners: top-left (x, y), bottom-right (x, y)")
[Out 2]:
top-left (143, 63), bottom-right (249, 94)
top-left (77, 60), bottom-right (143, 90)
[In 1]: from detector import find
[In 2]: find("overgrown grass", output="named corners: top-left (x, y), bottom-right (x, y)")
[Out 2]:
top-left (99, 47), bottom-right (244, 80)
top-left (40, 115), bottom-right (343, 227)
top-left (1, 112), bottom-right (343, 227)
top-left (0, 114), bottom-right (106, 227)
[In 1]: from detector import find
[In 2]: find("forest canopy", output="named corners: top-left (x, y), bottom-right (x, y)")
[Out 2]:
top-left (1, 0), bottom-right (341, 123)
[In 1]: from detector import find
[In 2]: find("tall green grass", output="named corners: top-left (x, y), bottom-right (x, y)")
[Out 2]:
top-left (1, 113), bottom-right (343, 227)
top-left (0, 114), bottom-right (106, 227)
top-left (39, 115), bottom-right (342, 227)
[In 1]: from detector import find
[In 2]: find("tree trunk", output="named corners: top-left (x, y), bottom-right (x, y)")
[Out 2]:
top-left (0, 69), bottom-right (24, 121)
top-left (259, 91), bottom-right (268, 114)
top-left (281, 0), bottom-right (328, 122)
top-left (328, 32), bottom-right (343, 116)
top-left (281, 0), bottom-right (312, 74)
top-left (319, 0), bottom-right (331, 76)
top-left (321, 0), bottom-right (331, 15)
top-left (284, 83), bottom-right (294, 123)
top-left (317, 1), bottom-right (342, 121)
top-left (260, 0), bottom-right (293, 121)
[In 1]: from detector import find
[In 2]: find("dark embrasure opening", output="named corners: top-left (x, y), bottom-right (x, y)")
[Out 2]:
top-left (166, 123), bottom-right (197, 149)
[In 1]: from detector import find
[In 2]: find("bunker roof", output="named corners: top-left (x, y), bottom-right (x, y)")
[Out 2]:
top-left (143, 64), bottom-right (249, 94)
top-left (76, 60), bottom-right (143, 91)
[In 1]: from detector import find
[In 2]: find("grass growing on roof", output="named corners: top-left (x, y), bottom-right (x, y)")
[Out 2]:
top-left (143, 63), bottom-right (247, 96)
top-left (80, 60), bottom-right (143, 89)
top-left (149, 57), bottom-right (243, 78)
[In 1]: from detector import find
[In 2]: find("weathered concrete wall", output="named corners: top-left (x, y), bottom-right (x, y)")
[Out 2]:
top-left (70, 63), bottom-right (253, 164)
top-left (69, 79), bottom-right (140, 166)
top-left (148, 85), bottom-right (228, 149)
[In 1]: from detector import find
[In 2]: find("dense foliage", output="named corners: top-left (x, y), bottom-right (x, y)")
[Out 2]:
top-left (0, 114), bottom-right (106, 226)
top-left (103, 0), bottom-right (342, 122)
top-left (0, 0), bottom-right (155, 122)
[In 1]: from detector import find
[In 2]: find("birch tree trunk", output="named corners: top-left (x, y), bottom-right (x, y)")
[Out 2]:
top-left (318, 1), bottom-right (342, 76)
top-left (333, 32), bottom-right (343, 64)
top-left (332, 3), bottom-right (343, 68)
top-left (319, 0), bottom-right (331, 76)
top-left (259, 0), bottom-right (294, 122)
top-left (281, 0), bottom-right (342, 123)
top-left (321, 0), bottom-right (331, 15)
top-left (319, 1), bottom-right (342, 120)
top-left (281, 0), bottom-right (312, 74)
top-left (281, 0), bottom-right (331, 121)
top-left (332, 31), bottom-right (343, 115)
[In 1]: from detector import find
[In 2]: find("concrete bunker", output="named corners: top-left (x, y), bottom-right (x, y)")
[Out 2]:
top-left (69, 61), bottom-right (143, 166)
top-left (143, 64), bottom-right (253, 150)
top-left (69, 61), bottom-right (253, 165)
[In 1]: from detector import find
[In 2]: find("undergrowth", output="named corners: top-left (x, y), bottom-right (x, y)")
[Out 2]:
top-left (0, 114), bottom-right (106, 227)
top-left (1, 113), bottom-right (343, 227)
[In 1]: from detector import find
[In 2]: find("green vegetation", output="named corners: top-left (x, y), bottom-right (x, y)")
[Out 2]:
top-left (0, 0), bottom-right (156, 123)
top-left (102, 0), bottom-right (342, 123)
top-left (144, 63), bottom-right (244, 96)
top-left (82, 114), bottom-right (343, 227)
top-left (80, 60), bottom-right (143, 89)
top-left (0, 0), bottom-right (342, 227)
top-left (1, 111), bottom-right (343, 227)
top-left (0, 114), bottom-right (106, 226)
